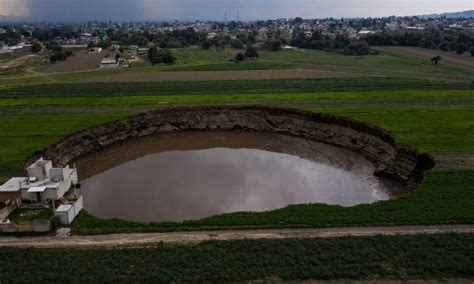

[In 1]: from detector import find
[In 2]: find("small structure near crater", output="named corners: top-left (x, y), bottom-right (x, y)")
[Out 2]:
top-left (0, 158), bottom-right (83, 231)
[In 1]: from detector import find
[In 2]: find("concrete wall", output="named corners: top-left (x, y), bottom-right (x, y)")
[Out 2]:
top-left (0, 205), bottom-right (16, 220)
top-left (54, 195), bottom-right (83, 225)
top-left (0, 219), bottom-right (51, 233)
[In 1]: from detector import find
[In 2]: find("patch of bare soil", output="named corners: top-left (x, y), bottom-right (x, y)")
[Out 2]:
top-left (387, 46), bottom-right (474, 71)
top-left (42, 49), bottom-right (108, 73)
top-left (0, 225), bottom-right (473, 248)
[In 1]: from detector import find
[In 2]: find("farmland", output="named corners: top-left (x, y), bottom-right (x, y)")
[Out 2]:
top-left (1, 47), bottom-right (473, 88)
top-left (0, 75), bottom-right (473, 235)
top-left (41, 49), bottom-right (107, 73)
top-left (1, 233), bottom-right (473, 282)
top-left (0, 44), bottom-right (473, 281)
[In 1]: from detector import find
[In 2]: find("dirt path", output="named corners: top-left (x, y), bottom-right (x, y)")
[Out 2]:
top-left (1, 225), bottom-right (473, 248)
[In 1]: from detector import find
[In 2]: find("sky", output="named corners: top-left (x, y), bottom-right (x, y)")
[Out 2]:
top-left (0, 0), bottom-right (472, 22)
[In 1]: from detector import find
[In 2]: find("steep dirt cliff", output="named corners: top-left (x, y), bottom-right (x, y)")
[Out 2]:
top-left (24, 106), bottom-right (435, 189)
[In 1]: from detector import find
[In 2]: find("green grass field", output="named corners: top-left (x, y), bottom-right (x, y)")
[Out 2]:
top-left (1, 46), bottom-right (474, 281)
top-left (0, 77), bottom-right (473, 234)
top-left (1, 234), bottom-right (473, 282)
top-left (0, 46), bottom-right (473, 236)
top-left (1, 47), bottom-right (472, 88)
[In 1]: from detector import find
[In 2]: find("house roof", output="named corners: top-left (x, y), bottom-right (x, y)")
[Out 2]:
top-left (27, 186), bottom-right (47, 193)
top-left (56, 204), bottom-right (73, 212)
top-left (0, 177), bottom-right (27, 193)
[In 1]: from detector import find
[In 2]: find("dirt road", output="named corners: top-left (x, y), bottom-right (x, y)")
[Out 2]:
top-left (1, 225), bottom-right (473, 248)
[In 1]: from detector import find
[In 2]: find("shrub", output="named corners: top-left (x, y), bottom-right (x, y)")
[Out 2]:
top-left (344, 41), bottom-right (370, 55)
top-left (235, 52), bottom-right (245, 62)
top-left (244, 45), bottom-right (259, 59)
top-left (230, 39), bottom-right (245, 49)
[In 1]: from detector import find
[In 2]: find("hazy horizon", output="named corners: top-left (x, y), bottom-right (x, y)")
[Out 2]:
top-left (0, 0), bottom-right (472, 22)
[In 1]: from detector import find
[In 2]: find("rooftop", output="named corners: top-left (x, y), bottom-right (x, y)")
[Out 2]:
top-left (0, 178), bottom-right (27, 193)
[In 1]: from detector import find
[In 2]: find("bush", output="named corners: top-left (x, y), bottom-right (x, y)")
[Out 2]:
top-left (343, 41), bottom-right (370, 55)
top-left (470, 47), bottom-right (474, 57)
top-left (201, 40), bottom-right (212, 50)
top-left (65, 50), bottom-right (73, 57)
top-left (30, 41), bottom-right (42, 53)
top-left (50, 51), bottom-right (67, 62)
top-left (456, 43), bottom-right (467, 55)
top-left (244, 45), bottom-right (259, 59)
top-left (230, 39), bottom-right (245, 49)
top-left (439, 41), bottom-right (450, 51)
top-left (264, 39), bottom-right (283, 51)
top-left (148, 47), bottom-right (176, 65)
top-left (235, 52), bottom-right (245, 62)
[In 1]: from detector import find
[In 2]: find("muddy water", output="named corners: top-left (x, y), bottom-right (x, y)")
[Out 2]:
top-left (76, 131), bottom-right (405, 222)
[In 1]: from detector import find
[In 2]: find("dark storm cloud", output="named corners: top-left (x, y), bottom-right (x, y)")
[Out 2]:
top-left (0, 0), bottom-right (472, 21)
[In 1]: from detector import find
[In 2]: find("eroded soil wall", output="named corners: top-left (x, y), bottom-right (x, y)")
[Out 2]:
top-left (24, 106), bottom-right (435, 188)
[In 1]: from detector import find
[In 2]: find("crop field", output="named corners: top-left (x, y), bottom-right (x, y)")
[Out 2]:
top-left (41, 49), bottom-right (108, 73)
top-left (0, 47), bottom-right (472, 88)
top-left (0, 45), bottom-right (473, 236)
top-left (0, 45), bottom-right (473, 281)
top-left (0, 73), bottom-right (472, 235)
top-left (375, 46), bottom-right (474, 71)
top-left (1, 233), bottom-right (473, 282)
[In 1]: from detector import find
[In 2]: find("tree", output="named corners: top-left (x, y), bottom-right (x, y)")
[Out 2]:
top-left (148, 47), bottom-right (176, 65)
top-left (50, 51), bottom-right (67, 63)
top-left (230, 39), bottom-right (244, 49)
top-left (264, 39), bottom-right (283, 51)
top-left (115, 53), bottom-right (121, 62)
top-left (148, 46), bottom-right (159, 65)
top-left (456, 43), bottom-right (467, 55)
top-left (157, 49), bottom-right (176, 64)
top-left (30, 41), bottom-right (42, 53)
top-left (430, 56), bottom-right (442, 65)
top-left (244, 45), bottom-right (259, 59)
top-left (439, 41), bottom-right (450, 52)
top-left (235, 52), bottom-right (245, 62)
top-left (343, 41), bottom-right (370, 55)
top-left (201, 40), bottom-right (212, 50)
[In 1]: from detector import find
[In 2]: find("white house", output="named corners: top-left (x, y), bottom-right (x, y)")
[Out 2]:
top-left (19, 158), bottom-right (78, 203)
top-left (100, 58), bottom-right (119, 69)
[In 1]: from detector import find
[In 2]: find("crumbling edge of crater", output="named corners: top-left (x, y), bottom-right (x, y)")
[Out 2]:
top-left (24, 105), bottom-right (435, 189)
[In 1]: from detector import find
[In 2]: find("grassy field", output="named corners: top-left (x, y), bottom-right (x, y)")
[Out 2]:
top-left (8, 208), bottom-right (54, 222)
top-left (0, 46), bottom-right (473, 235)
top-left (1, 233), bottom-right (473, 282)
top-left (0, 76), bottom-right (472, 234)
top-left (1, 47), bottom-right (472, 88)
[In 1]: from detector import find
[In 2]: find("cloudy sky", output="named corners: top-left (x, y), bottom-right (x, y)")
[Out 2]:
top-left (0, 0), bottom-right (472, 21)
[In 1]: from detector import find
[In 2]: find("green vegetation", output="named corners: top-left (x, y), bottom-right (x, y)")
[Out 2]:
top-left (1, 234), bottom-right (473, 282)
top-left (0, 47), bottom-right (473, 234)
top-left (71, 170), bottom-right (474, 234)
top-left (0, 203), bottom-right (5, 210)
top-left (1, 47), bottom-right (472, 88)
top-left (0, 77), bottom-right (470, 98)
top-left (9, 208), bottom-right (54, 222)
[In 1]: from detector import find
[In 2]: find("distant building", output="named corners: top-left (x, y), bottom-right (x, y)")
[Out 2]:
top-left (137, 48), bottom-right (149, 56)
top-left (100, 58), bottom-right (119, 69)
top-left (88, 47), bottom-right (102, 53)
